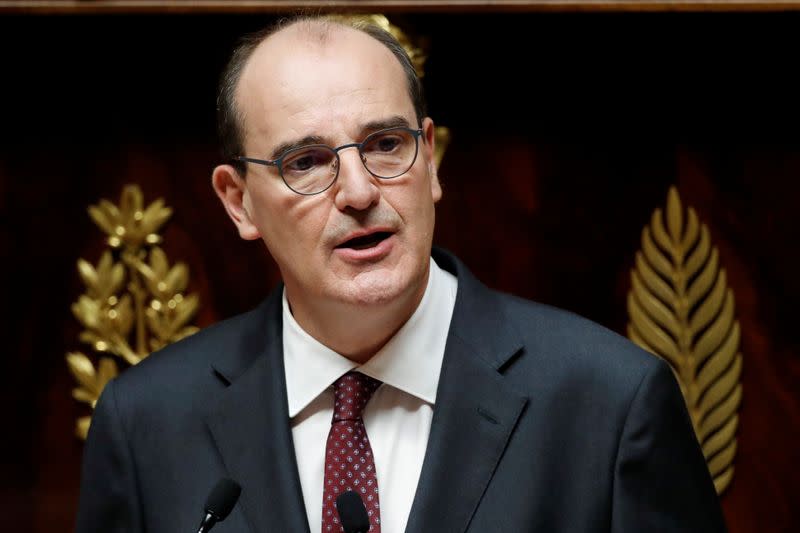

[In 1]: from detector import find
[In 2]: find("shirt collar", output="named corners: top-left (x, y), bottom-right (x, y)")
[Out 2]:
top-left (283, 257), bottom-right (458, 417)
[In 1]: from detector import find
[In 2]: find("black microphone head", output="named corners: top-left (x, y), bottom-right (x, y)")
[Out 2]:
top-left (205, 478), bottom-right (241, 520)
top-left (335, 490), bottom-right (370, 533)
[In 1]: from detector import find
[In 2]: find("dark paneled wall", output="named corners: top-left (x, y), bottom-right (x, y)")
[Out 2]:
top-left (1, 13), bottom-right (798, 532)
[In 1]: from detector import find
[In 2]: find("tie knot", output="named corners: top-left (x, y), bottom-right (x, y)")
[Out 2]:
top-left (332, 372), bottom-right (382, 423)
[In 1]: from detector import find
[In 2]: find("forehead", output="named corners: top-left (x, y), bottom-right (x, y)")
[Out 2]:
top-left (236, 24), bottom-right (414, 147)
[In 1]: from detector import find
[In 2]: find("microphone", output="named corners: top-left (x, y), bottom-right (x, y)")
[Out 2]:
top-left (197, 478), bottom-right (242, 533)
top-left (335, 490), bottom-right (370, 533)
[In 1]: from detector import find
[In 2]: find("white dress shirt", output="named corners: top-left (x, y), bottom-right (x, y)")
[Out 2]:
top-left (283, 258), bottom-right (458, 533)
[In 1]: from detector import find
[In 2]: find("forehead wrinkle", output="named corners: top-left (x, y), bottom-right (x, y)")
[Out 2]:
top-left (279, 89), bottom-right (383, 136)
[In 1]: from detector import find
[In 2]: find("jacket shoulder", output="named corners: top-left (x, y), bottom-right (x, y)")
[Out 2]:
top-left (102, 295), bottom-right (277, 422)
top-left (494, 291), bottom-right (665, 394)
top-left (122, 303), bottom-right (265, 380)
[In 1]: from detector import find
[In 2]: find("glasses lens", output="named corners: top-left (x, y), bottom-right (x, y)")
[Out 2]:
top-left (281, 146), bottom-right (338, 194)
top-left (361, 128), bottom-right (418, 179)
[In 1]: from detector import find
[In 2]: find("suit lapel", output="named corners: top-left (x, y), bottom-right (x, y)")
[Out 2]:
top-left (205, 291), bottom-right (310, 533)
top-left (406, 251), bottom-right (529, 533)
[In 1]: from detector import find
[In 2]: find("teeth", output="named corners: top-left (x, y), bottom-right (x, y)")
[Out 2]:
top-left (341, 232), bottom-right (389, 250)
top-left (351, 240), bottom-right (376, 250)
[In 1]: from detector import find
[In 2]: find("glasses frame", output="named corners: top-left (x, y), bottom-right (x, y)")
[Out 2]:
top-left (235, 126), bottom-right (424, 196)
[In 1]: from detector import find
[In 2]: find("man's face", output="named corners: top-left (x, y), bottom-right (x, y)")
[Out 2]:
top-left (215, 26), bottom-right (441, 315)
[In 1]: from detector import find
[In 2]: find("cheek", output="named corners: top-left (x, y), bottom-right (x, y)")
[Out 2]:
top-left (411, 176), bottom-right (438, 215)
top-left (383, 173), bottom-right (436, 221)
top-left (260, 196), bottom-right (332, 255)
top-left (242, 189), bottom-right (288, 250)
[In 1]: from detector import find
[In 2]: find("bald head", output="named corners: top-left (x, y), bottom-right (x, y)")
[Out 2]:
top-left (216, 17), bottom-right (426, 174)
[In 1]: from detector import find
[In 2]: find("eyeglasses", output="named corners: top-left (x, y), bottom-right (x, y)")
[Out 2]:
top-left (235, 126), bottom-right (424, 195)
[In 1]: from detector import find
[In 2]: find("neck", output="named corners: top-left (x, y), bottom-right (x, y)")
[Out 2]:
top-left (287, 272), bottom-right (429, 364)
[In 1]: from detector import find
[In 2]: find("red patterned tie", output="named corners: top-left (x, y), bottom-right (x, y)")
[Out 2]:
top-left (322, 372), bottom-right (382, 533)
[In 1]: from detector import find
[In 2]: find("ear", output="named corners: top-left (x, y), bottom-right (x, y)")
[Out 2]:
top-left (421, 117), bottom-right (442, 203)
top-left (211, 164), bottom-right (261, 241)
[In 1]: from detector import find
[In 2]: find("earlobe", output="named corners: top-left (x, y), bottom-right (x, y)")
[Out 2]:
top-left (430, 168), bottom-right (443, 203)
top-left (211, 164), bottom-right (261, 241)
top-left (421, 118), bottom-right (442, 203)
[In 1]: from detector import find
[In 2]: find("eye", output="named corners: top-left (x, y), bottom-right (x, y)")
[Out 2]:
top-left (363, 132), bottom-right (406, 154)
top-left (283, 147), bottom-right (335, 173)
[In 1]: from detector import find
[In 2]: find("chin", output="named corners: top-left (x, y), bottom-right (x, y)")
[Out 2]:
top-left (327, 264), bottom-right (426, 308)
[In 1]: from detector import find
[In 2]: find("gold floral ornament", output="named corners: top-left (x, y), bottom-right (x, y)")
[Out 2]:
top-left (627, 186), bottom-right (742, 495)
top-left (66, 185), bottom-right (200, 439)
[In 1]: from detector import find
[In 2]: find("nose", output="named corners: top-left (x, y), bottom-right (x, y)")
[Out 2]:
top-left (333, 147), bottom-right (380, 212)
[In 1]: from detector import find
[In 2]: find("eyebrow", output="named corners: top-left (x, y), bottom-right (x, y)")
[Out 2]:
top-left (269, 135), bottom-right (325, 162)
top-left (267, 115), bottom-right (414, 161)
top-left (362, 115), bottom-right (412, 133)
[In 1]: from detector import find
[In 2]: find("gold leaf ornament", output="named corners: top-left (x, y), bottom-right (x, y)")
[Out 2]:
top-left (627, 187), bottom-right (742, 495)
top-left (66, 185), bottom-right (200, 439)
top-left (66, 352), bottom-right (119, 439)
top-left (88, 185), bottom-right (172, 249)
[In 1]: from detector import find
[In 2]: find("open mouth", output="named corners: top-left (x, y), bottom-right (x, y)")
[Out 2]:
top-left (336, 231), bottom-right (393, 250)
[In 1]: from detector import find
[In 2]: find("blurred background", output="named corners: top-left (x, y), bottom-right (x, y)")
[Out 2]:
top-left (0, 2), bottom-right (798, 531)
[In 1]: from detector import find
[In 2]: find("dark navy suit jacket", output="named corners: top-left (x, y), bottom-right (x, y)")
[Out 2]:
top-left (76, 249), bottom-right (726, 532)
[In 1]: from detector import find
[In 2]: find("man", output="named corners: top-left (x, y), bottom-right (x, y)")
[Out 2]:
top-left (76, 17), bottom-right (726, 533)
